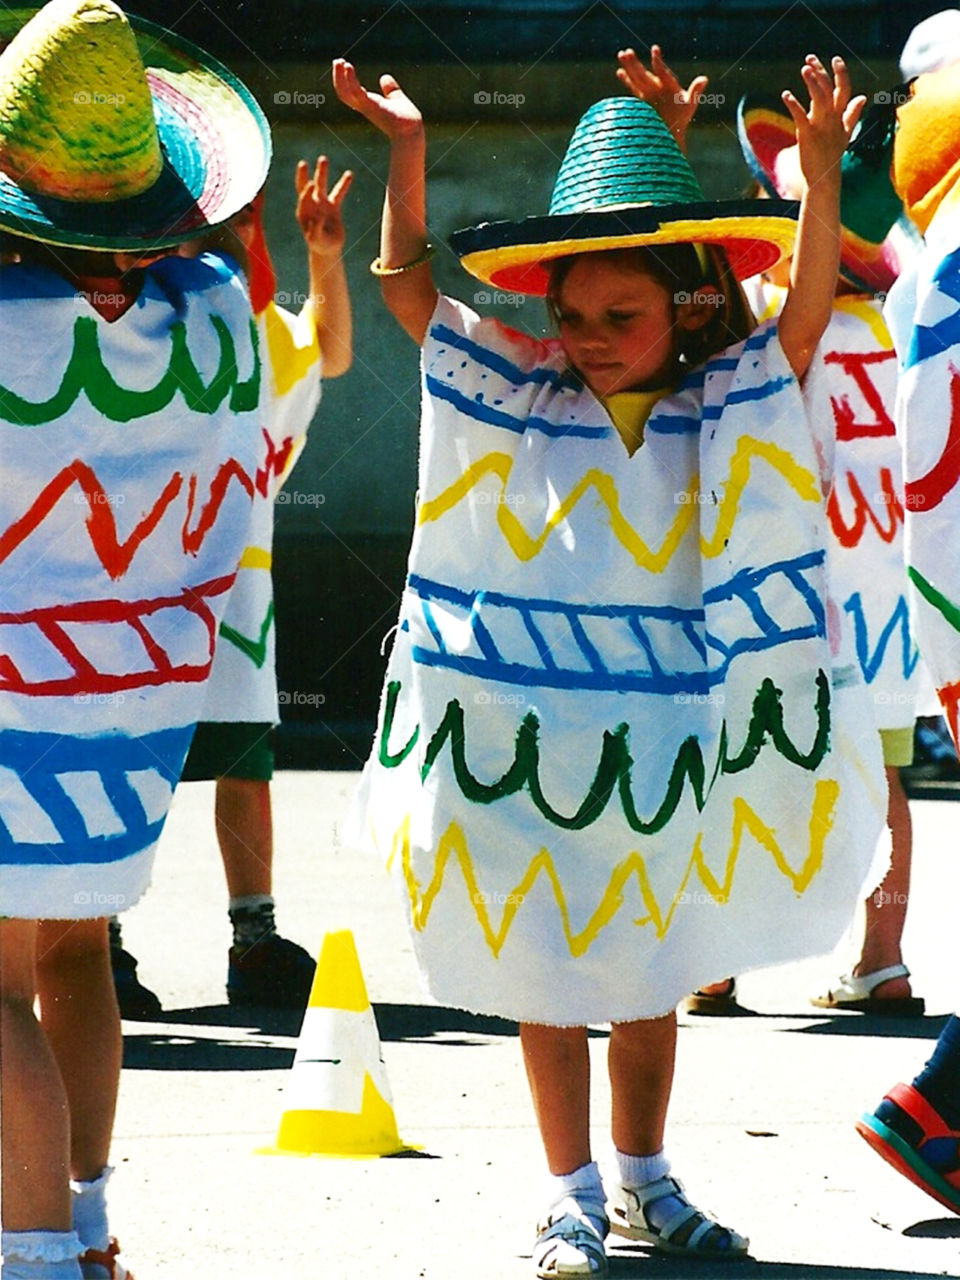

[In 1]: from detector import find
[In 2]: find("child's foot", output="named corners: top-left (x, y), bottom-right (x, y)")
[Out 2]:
top-left (533, 1194), bottom-right (608, 1277)
top-left (857, 1082), bottom-right (960, 1214)
top-left (79, 1237), bottom-right (134, 1279)
top-left (609, 1175), bottom-right (748, 1256)
top-left (227, 932), bottom-right (315, 1007)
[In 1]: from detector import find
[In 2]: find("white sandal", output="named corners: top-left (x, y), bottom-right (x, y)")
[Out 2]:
top-left (810, 964), bottom-right (925, 1016)
top-left (609, 1175), bottom-right (748, 1257)
top-left (533, 1195), bottom-right (609, 1278)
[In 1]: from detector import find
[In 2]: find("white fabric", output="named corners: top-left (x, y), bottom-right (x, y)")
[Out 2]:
top-left (0, 253), bottom-right (261, 917)
top-left (887, 198), bottom-right (960, 745)
top-left (350, 296), bottom-right (886, 1024)
top-left (198, 301), bottom-right (322, 724)
top-left (748, 279), bottom-right (936, 728)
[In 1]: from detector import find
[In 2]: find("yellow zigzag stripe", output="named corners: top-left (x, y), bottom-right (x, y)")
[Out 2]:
top-left (386, 780), bottom-right (839, 958)
top-left (832, 296), bottom-right (893, 350)
top-left (416, 437), bottom-right (820, 569)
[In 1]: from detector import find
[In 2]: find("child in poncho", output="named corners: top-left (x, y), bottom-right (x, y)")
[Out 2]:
top-left (335, 53), bottom-right (884, 1277)
top-left (0, 1), bottom-right (271, 1275)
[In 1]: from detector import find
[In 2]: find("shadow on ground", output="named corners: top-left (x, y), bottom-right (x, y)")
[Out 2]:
top-left (600, 1245), bottom-right (958, 1277)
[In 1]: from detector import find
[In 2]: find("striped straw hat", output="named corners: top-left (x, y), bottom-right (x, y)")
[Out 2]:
top-left (451, 97), bottom-right (799, 296)
top-left (0, 0), bottom-right (270, 250)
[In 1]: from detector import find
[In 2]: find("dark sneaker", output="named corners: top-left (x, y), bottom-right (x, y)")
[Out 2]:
top-left (227, 933), bottom-right (316, 1008)
top-left (110, 944), bottom-right (162, 1020)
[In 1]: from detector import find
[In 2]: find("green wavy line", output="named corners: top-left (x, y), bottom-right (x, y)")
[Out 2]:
top-left (378, 671), bottom-right (831, 834)
top-left (0, 314), bottom-right (259, 425)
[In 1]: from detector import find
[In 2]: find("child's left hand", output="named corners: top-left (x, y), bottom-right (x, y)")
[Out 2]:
top-left (295, 155), bottom-right (353, 260)
top-left (781, 55), bottom-right (865, 191)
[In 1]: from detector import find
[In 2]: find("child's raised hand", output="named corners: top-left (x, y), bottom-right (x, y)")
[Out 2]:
top-left (781, 55), bottom-right (865, 191)
top-left (332, 58), bottom-right (423, 139)
top-left (295, 156), bottom-right (353, 260)
top-left (616, 45), bottom-right (708, 152)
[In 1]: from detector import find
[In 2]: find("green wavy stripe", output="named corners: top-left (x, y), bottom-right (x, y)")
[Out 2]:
top-left (908, 565), bottom-right (960, 634)
top-left (378, 670), bottom-right (831, 833)
top-left (0, 314), bottom-right (259, 425)
top-left (219, 600), bottom-right (274, 668)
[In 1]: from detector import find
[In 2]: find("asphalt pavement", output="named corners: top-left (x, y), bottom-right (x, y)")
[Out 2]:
top-left (108, 772), bottom-right (960, 1279)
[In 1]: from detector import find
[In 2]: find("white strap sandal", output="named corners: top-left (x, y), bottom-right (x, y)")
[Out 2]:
top-left (609, 1176), bottom-right (748, 1256)
top-left (810, 964), bottom-right (925, 1016)
top-left (533, 1195), bottom-right (609, 1278)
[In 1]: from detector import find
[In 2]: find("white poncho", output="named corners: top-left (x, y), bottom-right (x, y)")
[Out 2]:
top-left (0, 253), bottom-right (261, 918)
top-left (353, 296), bottom-right (886, 1023)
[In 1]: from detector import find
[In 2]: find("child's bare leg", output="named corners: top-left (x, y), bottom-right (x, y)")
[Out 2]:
top-left (36, 918), bottom-right (121, 1182)
top-left (609, 1013), bottom-right (676, 1154)
top-left (520, 1023), bottom-right (591, 1173)
top-left (855, 766), bottom-right (912, 998)
top-left (0, 918), bottom-right (72, 1231)
top-left (215, 776), bottom-right (273, 898)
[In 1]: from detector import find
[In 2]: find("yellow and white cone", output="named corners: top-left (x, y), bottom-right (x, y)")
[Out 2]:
top-left (263, 929), bottom-right (407, 1157)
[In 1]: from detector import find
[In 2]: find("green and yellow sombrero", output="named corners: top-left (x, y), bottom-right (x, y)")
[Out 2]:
top-left (0, 0), bottom-right (270, 250)
top-left (738, 95), bottom-right (904, 294)
top-left (451, 98), bottom-right (799, 296)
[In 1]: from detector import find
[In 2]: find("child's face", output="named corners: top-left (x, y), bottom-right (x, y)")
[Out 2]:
top-left (555, 255), bottom-right (684, 397)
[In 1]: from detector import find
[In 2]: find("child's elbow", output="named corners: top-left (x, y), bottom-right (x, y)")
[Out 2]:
top-left (322, 348), bottom-right (353, 378)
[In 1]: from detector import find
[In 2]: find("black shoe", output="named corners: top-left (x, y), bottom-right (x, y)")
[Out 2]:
top-left (227, 933), bottom-right (315, 1008)
top-left (110, 943), bottom-right (162, 1019)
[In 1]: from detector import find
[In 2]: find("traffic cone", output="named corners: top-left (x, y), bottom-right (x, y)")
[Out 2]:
top-left (261, 929), bottom-right (408, 1157)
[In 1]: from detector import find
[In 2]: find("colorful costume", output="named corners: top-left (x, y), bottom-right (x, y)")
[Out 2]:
top-left (749, 281), bottom-right (933, 735)
top-left (0, 253), bottom-right (262, 918)
top-left (184, 298), bottom-right (322, 767)
top-left (352, 294), bottom-right (886, 1024)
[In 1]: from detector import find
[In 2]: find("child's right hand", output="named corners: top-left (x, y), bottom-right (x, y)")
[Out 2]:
top-left (332, 59), bottom-right (423, 139)
top-left (616, 45), bottom-right (708, 153)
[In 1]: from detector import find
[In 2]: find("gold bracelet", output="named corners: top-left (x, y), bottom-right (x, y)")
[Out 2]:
top-left (370, 243), bottom-right (435, 276)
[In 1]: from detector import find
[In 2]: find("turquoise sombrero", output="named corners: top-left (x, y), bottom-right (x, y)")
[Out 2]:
top-left (451, 98), bottom-right (799, 296)
top-left (737, 95), bottom-right (904, 294)
top-left (0, 0), bottom-right (271, 251)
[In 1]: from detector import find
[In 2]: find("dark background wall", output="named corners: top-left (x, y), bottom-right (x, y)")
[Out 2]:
top-left (136, 1), bottom-right (946, 767)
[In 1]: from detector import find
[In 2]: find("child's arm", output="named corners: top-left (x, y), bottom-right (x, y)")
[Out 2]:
top-left (333, 58), bottom-right (438, 346)
top-left (295, 155), bottom-right (353, 377)
top-left (615, 45), bottom-right (708, 154)
top-left (778, 55), bottom-right (864, 381)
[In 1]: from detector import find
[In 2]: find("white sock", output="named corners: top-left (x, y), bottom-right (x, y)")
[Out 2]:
top-left (0, 1230), bottom-right (82, 1279)
top-left (615, 1147), bottom-right (671, 1189)
top-left (70, 1165), bottom-right (112, 1252)
top-left (546, 1160), bottom-right (606, 1234)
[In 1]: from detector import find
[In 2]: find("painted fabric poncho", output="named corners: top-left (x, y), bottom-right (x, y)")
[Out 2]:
top-left (198, 301), bottom-right (321, 724)
top-left (352, 296), bottom-right (886, 1024)
top-left (0, 253), bottom-right (261, 919)
top-left (748, 280), bottom-right (933, 730)
top-left (886, 199), bottom-right (960, 745)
